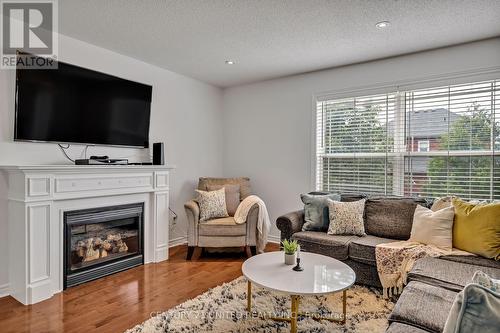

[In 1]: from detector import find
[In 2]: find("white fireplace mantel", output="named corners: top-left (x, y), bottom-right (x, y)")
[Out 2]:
top-left (0, 164), bottom-right (174, 305)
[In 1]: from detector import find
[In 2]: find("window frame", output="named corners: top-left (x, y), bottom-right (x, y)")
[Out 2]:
top-left (312, 72), bottom-right (500, 200)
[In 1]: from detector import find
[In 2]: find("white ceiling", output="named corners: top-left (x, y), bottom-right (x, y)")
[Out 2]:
top-left (59, 0), bottom-right (500, 87)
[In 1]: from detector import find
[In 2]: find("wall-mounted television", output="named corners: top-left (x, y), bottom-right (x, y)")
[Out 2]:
top-left (14, 52), bottom-right (153, 148)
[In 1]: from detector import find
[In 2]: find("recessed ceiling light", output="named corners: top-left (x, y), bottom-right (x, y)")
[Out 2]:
top-left (375, 21), bottom-right (390, 29)
top-left (225, 60), bottom-right (235, 65)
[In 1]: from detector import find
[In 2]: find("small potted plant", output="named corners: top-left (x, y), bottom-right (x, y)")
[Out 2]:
top-left (281, 239), bottom-right (299, 265)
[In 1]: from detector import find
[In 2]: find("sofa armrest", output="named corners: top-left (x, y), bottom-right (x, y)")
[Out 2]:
top-left (276, 210), bottom-right (305, 241)
top-left (184, 200), bottom-right (200, 246)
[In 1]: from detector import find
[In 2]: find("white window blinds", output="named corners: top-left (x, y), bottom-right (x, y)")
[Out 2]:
top-left (316, 93), bottom-right (397, 194)
top-left (316, 79), bottom-right (499, 200)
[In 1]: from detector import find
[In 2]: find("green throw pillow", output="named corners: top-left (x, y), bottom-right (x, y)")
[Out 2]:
top-left (301, 193), bottom-right (340, 231)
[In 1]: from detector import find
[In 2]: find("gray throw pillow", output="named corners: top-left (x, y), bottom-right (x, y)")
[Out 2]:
top-left (301, 193), bottom-right (340, 231)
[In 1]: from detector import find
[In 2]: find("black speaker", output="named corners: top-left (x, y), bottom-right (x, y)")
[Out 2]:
top-left (153, 142), bottom-right (164, 165)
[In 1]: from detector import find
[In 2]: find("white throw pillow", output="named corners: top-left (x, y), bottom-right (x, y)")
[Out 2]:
top-left (195, 188), bottom-right (229, 221)
top-left (327, 199), bottom-right (366, 236)
top-left (409, 205), bottom-right (455, 250)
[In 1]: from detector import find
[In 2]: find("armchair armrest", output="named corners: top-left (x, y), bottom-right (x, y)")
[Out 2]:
top-left (276, 210), bottom-right (305, 241)
top-left (184, 200), bottom-right (200, 246)
top-left (245, 203), bottom-right (260, 247)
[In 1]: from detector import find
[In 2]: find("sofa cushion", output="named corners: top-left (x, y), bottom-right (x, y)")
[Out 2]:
top-left (198, 177), bottom-right (252, 199)
top-left (386, 323), bottom-right (430, 333)
top-left (348, 235), bottom-right (398, 265)
top-left (364, 197), bottom-right (428, 240)
top-left (291, 231), bottom-right (355, 260)
top-left (301, 193), bottom-right (340, 232)
top-left (199, 217), bottom-right (246, 236)
top-left (408, 256), bottom-right (500, 292)
top-left (388, 281), bottom-right (457, 333)
top-left (440, 255), bottom-right (500, 269)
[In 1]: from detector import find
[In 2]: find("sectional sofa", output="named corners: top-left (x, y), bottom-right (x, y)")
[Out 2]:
top-left (276, 194), bottom-right (500, 333)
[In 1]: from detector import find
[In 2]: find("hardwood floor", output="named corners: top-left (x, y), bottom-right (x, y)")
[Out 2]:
top-left (0, 244), bottom-right (279, 333)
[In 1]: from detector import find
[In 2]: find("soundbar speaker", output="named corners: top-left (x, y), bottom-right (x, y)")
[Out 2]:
top-left (153, 142), bottom-right (164, 165)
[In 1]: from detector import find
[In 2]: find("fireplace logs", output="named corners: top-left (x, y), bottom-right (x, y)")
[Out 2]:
top-left (75, 234), bottom-right (129, 262)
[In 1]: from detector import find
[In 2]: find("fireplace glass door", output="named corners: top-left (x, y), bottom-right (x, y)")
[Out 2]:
top-left (64, 203), bottom-right (143, 288)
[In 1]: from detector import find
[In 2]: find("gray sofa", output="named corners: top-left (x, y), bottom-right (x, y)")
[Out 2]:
top-left (276, 194), bottom-right (500, 333)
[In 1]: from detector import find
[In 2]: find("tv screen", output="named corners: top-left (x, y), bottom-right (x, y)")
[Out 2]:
top-left (15, 53), bottom-right (152, 148)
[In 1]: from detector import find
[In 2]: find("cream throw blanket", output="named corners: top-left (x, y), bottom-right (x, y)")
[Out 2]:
top-left (375, 241), bottom-right (473, 298)
top-left (234, 195), bottom-right (271, 254)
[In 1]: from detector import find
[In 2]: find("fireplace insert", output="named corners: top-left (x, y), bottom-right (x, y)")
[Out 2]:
top-left (64, 203), bottom-right (144, 288)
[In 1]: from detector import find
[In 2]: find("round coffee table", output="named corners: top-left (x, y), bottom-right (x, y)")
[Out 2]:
top-left (242, 251), bottom-right (356, 333)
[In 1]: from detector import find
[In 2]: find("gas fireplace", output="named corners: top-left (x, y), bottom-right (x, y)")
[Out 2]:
top-left (64, 203), bottom-right (144, 288)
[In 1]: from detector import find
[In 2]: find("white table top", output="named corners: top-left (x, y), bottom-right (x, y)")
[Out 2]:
top-left (242, 251), bottom-right (356, 296)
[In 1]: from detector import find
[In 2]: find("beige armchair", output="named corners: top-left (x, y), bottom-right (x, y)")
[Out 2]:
top-left (184, 177), bottom-right (259, 260)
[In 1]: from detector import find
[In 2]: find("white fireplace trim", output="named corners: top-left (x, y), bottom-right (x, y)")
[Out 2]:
top-left (0, 165), bottom-right (174, 305)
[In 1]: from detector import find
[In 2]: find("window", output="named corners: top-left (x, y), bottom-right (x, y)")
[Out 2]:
top-left (315, 79), bottom-right (499, 200)
top-left (417, 140), bottom-right (429, 152)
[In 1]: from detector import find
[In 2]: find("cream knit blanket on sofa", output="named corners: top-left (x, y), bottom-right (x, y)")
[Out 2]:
top-left (234, 195), bottom-right (270, 254)
top-left (375, 241), bottom-right (472, 298)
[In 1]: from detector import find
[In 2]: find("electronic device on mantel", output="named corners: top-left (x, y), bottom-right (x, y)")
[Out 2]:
top-left (75, 156), bottom-right (128, 165)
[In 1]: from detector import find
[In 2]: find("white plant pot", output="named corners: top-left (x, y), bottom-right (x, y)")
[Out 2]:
top-left (284, 252), bottom-right (297, 265)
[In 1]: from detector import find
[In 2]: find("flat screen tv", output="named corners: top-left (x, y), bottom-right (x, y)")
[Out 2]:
top-left (15, 53), bottom-right (152, 148)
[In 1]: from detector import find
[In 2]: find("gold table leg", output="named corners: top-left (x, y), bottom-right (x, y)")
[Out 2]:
top-left (245, 282), bottom-right (347, 332)
top-left (290, 295), bottom-right (299, 333)
top-left (247, 280), bottom-right (252, 313)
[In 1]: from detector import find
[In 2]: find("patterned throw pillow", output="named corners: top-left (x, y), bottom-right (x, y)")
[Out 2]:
top-left (327, 199), bottom-right (366, 236)
top-left (207, 184), bottom-right (241, 216)
top-left (195, 188), bottom-right (229, 222)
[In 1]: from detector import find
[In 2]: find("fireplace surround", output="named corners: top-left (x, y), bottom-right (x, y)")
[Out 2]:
top-left (0, 165), bottom-right (174, 305)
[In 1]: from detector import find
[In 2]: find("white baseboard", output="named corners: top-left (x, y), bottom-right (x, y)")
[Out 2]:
top-left (268, 235), bottom-right (281, 244)
top-left (0, 283), bottom-right (9, 298)
top-left (169, 236), bottom-right (187, 248)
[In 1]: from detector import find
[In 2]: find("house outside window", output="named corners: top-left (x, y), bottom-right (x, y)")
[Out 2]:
top-left (315, 79), bottom-right (500, 200)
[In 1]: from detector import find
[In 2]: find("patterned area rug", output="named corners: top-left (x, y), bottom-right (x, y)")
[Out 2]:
top-left (126, 276), bottom-right (394, 333)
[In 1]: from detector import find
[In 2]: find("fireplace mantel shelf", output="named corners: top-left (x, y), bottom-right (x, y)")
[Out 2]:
top-left (0, 164), bottom-right (175, 171)
top-left (1, 164), bottom-right (174, 305)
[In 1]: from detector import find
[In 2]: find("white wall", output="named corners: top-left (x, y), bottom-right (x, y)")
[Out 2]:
top-left (222, 38), bottom-right (500, 238)
top-left (0, 33), bottom-right (224, 290)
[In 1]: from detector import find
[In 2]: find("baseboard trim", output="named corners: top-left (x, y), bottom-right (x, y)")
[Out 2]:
top-left (268, 235), bottom-right (281, 244)
top-left (0, 283), bottom-right (9, 298)
top-left (169, 236), bottom-right (187, 248)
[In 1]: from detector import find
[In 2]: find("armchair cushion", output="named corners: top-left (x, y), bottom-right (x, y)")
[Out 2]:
top-left (207, 184), bottom-right (240, 216)
top-left (199, 217), bottom-right (247, 236)
top-left (198, 177), bottom-right (252, 199)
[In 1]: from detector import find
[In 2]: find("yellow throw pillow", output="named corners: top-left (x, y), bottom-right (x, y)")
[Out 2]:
top-left (452, 198), bottom-right (500, 260)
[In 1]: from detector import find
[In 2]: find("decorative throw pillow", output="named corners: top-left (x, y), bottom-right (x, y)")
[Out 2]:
top-left (327, 199), bottom-right (366, 236)
top-left (472, 271), bottom-right (500, 293)
top-left (195, 188), bottom-right (229, 222)
top-left (207, 184), bottom-right (240, 216)
top-left (409, 205), bottom-right (455, 250)
top-left (301, 193), bottom-right (340, 231)
top-left (452, 198), bottom-right (500, 260)
top-left (431, 196), bottom-right (455, 212)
